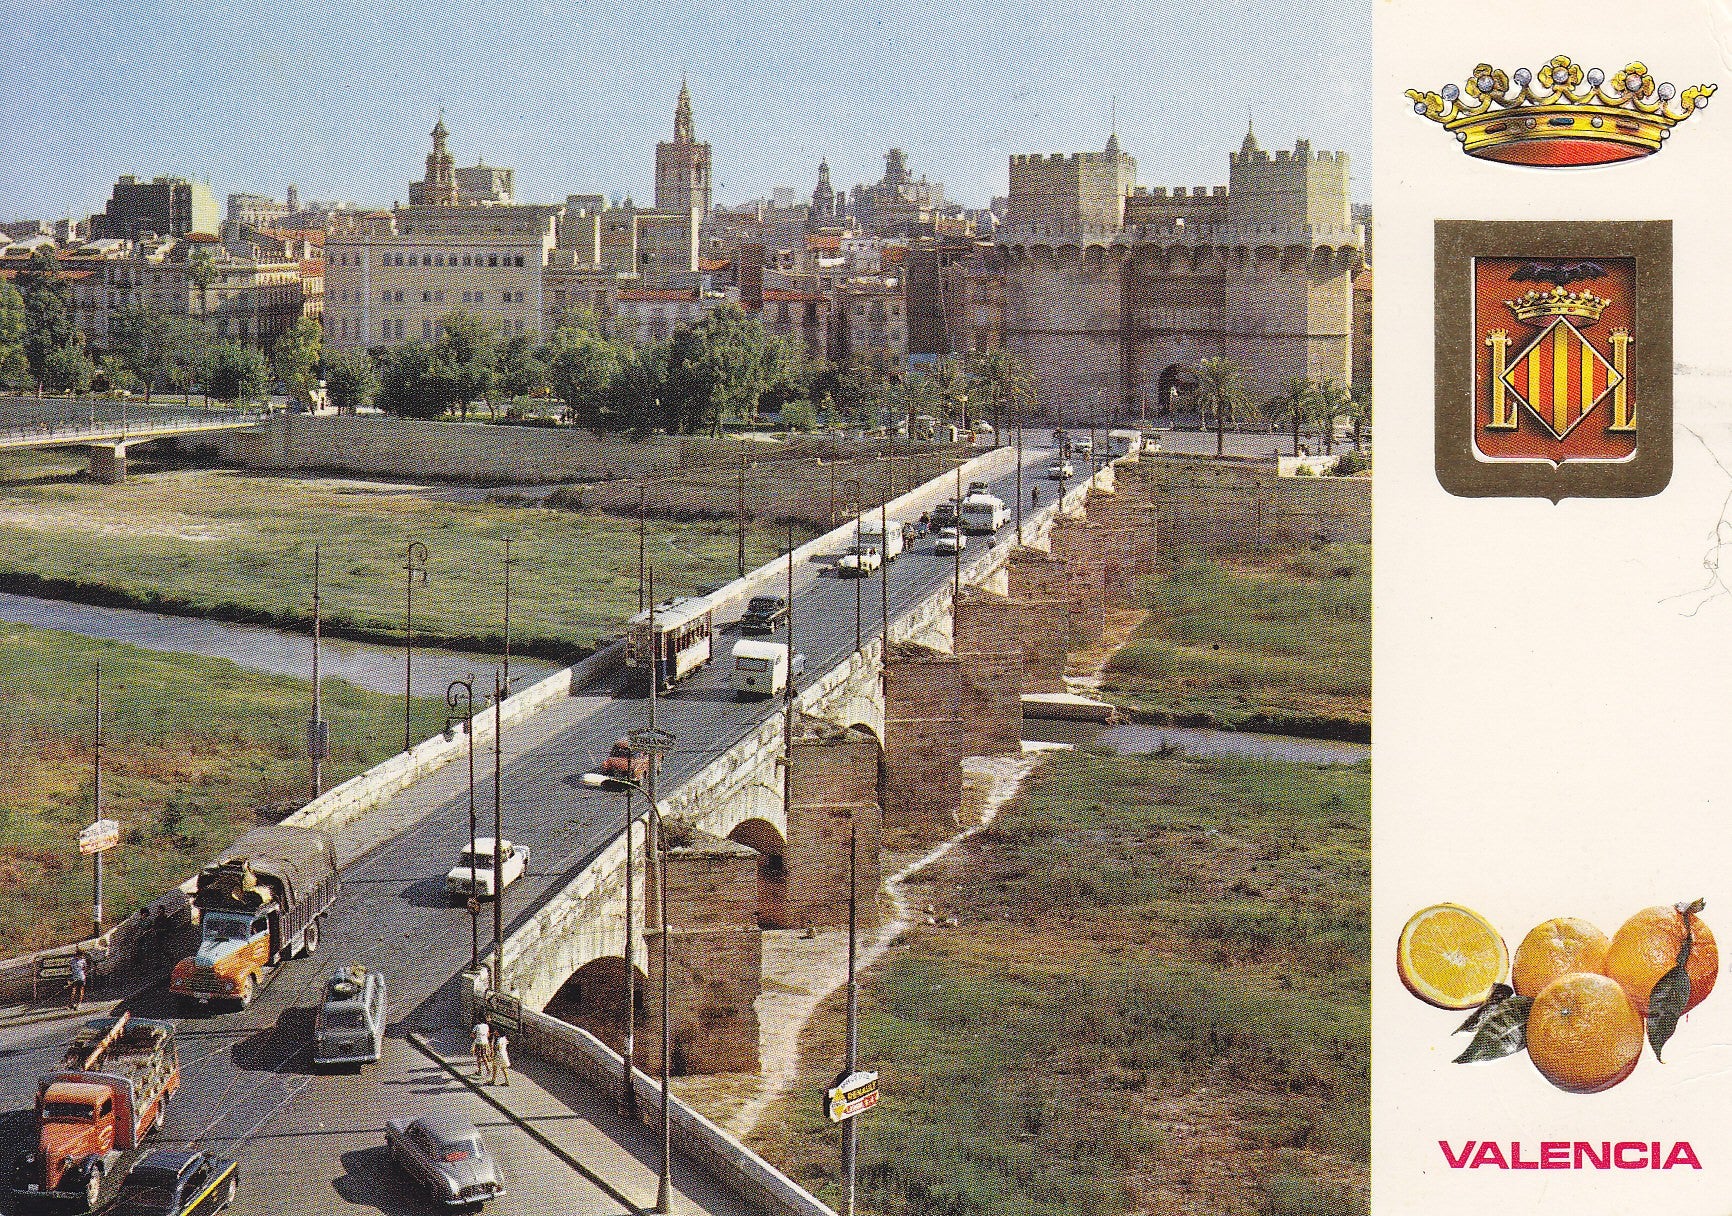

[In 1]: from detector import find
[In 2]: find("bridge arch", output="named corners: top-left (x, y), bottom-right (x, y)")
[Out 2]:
top-left (727, 818), bottom-right (789, 928)
top-left (543, 954), bottom-right (650, 1060)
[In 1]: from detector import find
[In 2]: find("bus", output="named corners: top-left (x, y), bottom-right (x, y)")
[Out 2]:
top-left (624, 595), bottom-right (715, 692)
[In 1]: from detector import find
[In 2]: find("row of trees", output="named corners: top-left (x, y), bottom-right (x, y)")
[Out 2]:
top-left (1192, 357), bottom-right (1371, 456)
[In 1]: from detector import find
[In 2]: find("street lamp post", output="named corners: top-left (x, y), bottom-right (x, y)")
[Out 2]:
top-left (491, 668), bottom-right (505, 989)
top-left (638, 482), bottom-right (648, 614)
top-left (842, 802), bottom-right (860, 1216)
top-left (501, 537), bottom-right (515, 692)
top-left (736, 441), bottom-right (749, 578)
top-left (402, 541), bottom-right (429, 751)
top-left (310, 546), bottom-right (326, 799)
top-left (445, 677), bottom-right (479, 975)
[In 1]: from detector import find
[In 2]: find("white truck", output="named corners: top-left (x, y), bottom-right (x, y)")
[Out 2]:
top-left (958, 492), bottom-right (1009, 535)
top-left (857, 516), bottom-right (906, 561)
top-left (731, 639), bottom-right (805, 699)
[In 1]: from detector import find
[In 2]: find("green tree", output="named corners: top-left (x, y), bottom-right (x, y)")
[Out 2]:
top-left (1194, 357), bottom-right (1245, 458)
top-left (663, 304), bottom-right (774, 435)
top-left (42, 344), bottom-right (96, 394)
top-left (966, 348), bottom-right (1033, 434)
top-left (610, 340), bottom-right (673, 434)
top-left (187, 249), bottom-right (218, 321)
top-left (546, 325), bottom-right (623, 429)
top-left (434, 311), bottom-right (498, 419)
top-left (1312, 378), bottom-right (1350, 456)
top-left (495, 332), bottom-right (549, 406)
top-left (270, 318), bottom-right (322, 410)
top-left (1273, 375), bottom-right (1318, 457)
top-left (201, 340), bottom-right (268, 404)
top-left (0, 278), bottom-right (27, 388)
top-left (322, 349), bottom-right (378, 414)
top-left (1345, 379), bottom-right (1372, 452)
top-left (837, 359), bottom-right (890, 426)
top-left (374, 342), bottom-right (448, 419)
top-left (17, 247), bottom-right (76, 386)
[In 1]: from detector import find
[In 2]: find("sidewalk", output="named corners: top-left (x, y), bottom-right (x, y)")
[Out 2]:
top-left (411, 1024), bottom-right (761, 1216)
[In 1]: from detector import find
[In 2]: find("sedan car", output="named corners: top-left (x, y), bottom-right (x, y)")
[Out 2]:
top-left (1047, 460), bottom-right (1073, 479)
top-left (739, 594), bottom-right (788, 635)
top-left (314, 965), bottom-right (386, 1067)
top-left (386, 1115), bottom-right (504, 1208)
top-left (445, 838), bottom-right (527, 900)
top-left (933, 528), bottom-right (966, 555)
top-left (112, 1150), bottom-right (237, 1216)
top-left (836, 544), bottom-right (882, 577)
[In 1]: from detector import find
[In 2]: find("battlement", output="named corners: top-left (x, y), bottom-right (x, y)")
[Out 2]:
top-left (1230, 140), bottom-right (1348, 166)
top-left (1009, 151), bottom-right (1127, 168)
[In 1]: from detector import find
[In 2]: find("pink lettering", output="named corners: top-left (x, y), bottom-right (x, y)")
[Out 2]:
top-left (1664, 1142), bottom-right (1702, 1170)
top-left (1576, 1141), bottom-right (1610, 1169)
top-left (1615, 1142), bottom-right (1647, 1169)
top-left (1541, 1142), bottom-right (1569, 1169)
top-left (1510, 1142), bottom-right (1539, 1170)
top-left (1471, 1142), bottom-right (1509, 1169)
top-left (1439, 1141), bottom-right (1475, 1169)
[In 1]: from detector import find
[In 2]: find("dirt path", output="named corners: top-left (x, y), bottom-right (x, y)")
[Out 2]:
top-left (672, 747), bottom-right (1062, 1137)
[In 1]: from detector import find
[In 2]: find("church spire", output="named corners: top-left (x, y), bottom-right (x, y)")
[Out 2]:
top-left (674, 80), bottom-right (695, 143)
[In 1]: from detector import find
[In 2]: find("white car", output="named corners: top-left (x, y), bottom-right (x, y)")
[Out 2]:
top-left (837, 544), bottom-right (883, 577)
top-left (446, 837), bottom-right (527, 900)
top-left (1047, 460), bottom-right (1073, 479)
top-left (933, 528), bottom-right (966, 555)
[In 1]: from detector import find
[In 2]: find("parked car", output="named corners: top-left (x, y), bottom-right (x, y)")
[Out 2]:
top-left (1047, 460), bottom-right (1073, 479)
top-left (739, 595), bottom-right (787, 635)
top-left (445, 838), bottom-right (527, 901)
top-left (111, 1149), bottom-right (237, 1216)
top-left (837, 544), bottom-right (882, 577)
top-left (933, 528), bottom-right (966, 555)
top-left (597, 739), bottom-right (653, 787)
top-left (930, 501), bottom-right (959, 529)
top-left (385, 1115), bottom-right (504, 1208)
top-left (313, 965), bottom-right (386, 1068)
top-left (968, 480), bottom-right (990, 496)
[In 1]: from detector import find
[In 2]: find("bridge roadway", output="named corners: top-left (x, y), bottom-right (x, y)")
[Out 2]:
top-left (0, 439), bottom-right (1072, 1215)
top-left (0, 398), bottom-right (263, 451)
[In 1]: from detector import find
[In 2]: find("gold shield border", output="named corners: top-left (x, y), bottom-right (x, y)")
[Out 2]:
top-left (1435, 219), bottom-right (1673, 501)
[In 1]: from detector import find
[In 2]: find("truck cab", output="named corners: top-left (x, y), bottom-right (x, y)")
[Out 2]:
top-left (598, 738), bottom-right (652, 786)
top-left (856, 518), bottom-right (905, 562)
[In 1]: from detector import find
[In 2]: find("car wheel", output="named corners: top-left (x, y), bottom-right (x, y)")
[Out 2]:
top-left (237, 974), bottom-right (255, 1007)
top-left (303, 917), bottom-right (320, 956)
top-left (82, 1169), bottom-right (101, 1209)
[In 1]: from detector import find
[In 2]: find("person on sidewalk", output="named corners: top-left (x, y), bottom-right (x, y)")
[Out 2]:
top-left (489, 1032), bottom-right (511, 1086)
top-left (67, 951), bottom-right (88, 1010)
top-left (471, 1020), bottom-right (492, 1077)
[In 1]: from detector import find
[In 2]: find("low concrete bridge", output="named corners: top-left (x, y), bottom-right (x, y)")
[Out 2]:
top-left (0, 398), bottom-right (265, 481)
top-left (471, 448), bottom-right (1161, 1078)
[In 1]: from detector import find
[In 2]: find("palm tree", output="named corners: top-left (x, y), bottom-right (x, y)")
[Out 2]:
top-left (1345, 380), bottom-right (1372, 452)
top-left (1312, 378), bottom-right (1350, 456)
top-left (1194, 357), bottom-right (1245, 458)
top-left (1275, 375), bottom-right (1316, 456)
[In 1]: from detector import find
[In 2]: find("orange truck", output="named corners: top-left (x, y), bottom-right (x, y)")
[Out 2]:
top-left (9, 1013), bottom-right (180, 1211)
top-left (170, 824), bottom-right (339, 1010)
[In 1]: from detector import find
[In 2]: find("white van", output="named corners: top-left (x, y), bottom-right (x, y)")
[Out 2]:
top-left (731, 639), bottom-right (806, 699)
top-left (857, 516), bottom-right (906, 561)
top-left (958, 492), bottom-right (1009, 534)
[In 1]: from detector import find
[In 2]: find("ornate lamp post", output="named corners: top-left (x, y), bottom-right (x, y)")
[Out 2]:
top-left (445, 677), bottom-right (480, 975)
top-left (402, 541), bottom-right (429, 750)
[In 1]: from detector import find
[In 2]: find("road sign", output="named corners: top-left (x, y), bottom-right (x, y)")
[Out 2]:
top-left (826, 1070), bottom-right (880, 1123)
top-left (78, 819), bottom-right (120, 854)
top-left (629, 727), bottom-right (677, 754)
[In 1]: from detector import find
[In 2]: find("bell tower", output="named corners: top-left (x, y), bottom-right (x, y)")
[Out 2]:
top-left (655, 81), bottom-right (712, 216)
top-left (409, 117), bottom-right (459, 206)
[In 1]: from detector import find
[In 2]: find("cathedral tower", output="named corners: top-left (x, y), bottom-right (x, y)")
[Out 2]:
top-left (655, 81), bottom-right (712, 216)
top-left (409, 118), bottom-right (459, 206)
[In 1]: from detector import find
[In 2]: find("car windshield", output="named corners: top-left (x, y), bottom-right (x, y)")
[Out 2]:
top-left (203, 912), bottom-right (253, 943)
top-left (458, 852), bottom-right (495, 869)
top-left (437, 1136), bottom-right (481, 1162)
top-left (42, 1101), bottom-right (95, 1121)
top-left (736, 657), bottom-right (771, 672)
top-left (323, 1007), bottom-right (368, 1029)
top-left (748, 598), bottom-right (780, 612)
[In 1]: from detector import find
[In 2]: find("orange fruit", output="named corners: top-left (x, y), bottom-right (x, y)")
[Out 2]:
top-left (1511, 917), bottom-right (1611, 998)
top-left (1603, 905), bottom-right (1718, 1015)
top-left (1397, 903), bottom-right (1508, 1009)
top-left (1527, 972), bottom-right (1644, 1094)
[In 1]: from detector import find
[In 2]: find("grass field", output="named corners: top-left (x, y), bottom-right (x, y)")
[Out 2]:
top-left (750, 749), bottom-right (1370, 1215)
top-left (0, 622), bottom-right (444, 954)
top-left (0, 461), bottom-right (812, 659)
top-left (1099, 543), bottom-right (1370, 739)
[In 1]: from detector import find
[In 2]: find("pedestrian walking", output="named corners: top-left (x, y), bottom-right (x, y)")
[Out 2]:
top-left (67, 951), bottom-right (88, 1010)
top-left (471, 1020), bottom-right (492, 1076)
top-left (489, 1033), bottom-right (511, 1086)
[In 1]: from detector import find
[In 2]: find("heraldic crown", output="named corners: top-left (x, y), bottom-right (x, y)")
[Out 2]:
top-left (1506, 285), bottom-right (1610, 326)
top-left (1408, 56), bottom-right (1715, 165)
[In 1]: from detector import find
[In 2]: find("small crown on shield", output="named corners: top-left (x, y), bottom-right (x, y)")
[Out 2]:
top-left (1506, 286), bottom-right (1611, 326)
top-left (1407, 55), bottom-right (1714, 166)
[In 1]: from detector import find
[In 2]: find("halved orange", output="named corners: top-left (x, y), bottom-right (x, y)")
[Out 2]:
top-left (1397, 903), bottom-right (1509, 1009)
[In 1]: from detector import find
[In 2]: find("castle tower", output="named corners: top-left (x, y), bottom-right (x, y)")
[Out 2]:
top-left (655, 81), bottom-right (712, 216)
top-left (409, 118), bottom-right (459, 206)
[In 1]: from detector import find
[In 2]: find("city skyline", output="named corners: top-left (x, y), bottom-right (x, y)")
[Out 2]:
top-left (2, 0), bottom-right (1369, 224)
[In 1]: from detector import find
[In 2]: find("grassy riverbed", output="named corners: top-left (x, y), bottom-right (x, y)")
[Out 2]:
top-left (0, 462), bottom-right (808, 658)
top-left (0, 623), bottom-right (443, 954)
top-left (750, 748), bottom-right (1369, 1215)
top-left (1099, 543), bottom-right (1371, 739)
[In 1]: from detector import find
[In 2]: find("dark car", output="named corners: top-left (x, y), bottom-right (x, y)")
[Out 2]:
top-left (112, 1150), bottom-right (237, 1216)
top-left (930, 501), bottom-right (958, 529)
top-left (313, 965), bottom-right (386, 1067)
top-left (739, 595), bottom-right (787, 635)
top-left (386, 1115), bottom-right (504, 1208)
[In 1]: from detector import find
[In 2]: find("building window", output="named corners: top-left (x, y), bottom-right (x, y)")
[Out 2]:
top-left (515, 255), bottom-right (525, 267)
top-left (422, 254), bottom-right (432, 266)
top-left (422, 291), bottom-right (431, 302)
top-left (489, 255), bottom-right (498, 267)
top-left (435, 290), bottom-right (445, 303)
top-left (423, 319), bottom-right (433, 339)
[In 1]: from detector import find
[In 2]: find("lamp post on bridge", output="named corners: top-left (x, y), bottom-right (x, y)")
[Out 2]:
top-left (402, 541), bottom-right (429, 751)
top-left (445, 676), bottom-right (480, 976)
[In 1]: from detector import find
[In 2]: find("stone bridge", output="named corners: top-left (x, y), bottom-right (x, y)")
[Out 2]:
top-left (489, 453), bottom-right (1163, 1076)
top-left (0, 398), bottom-right (266, 482)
